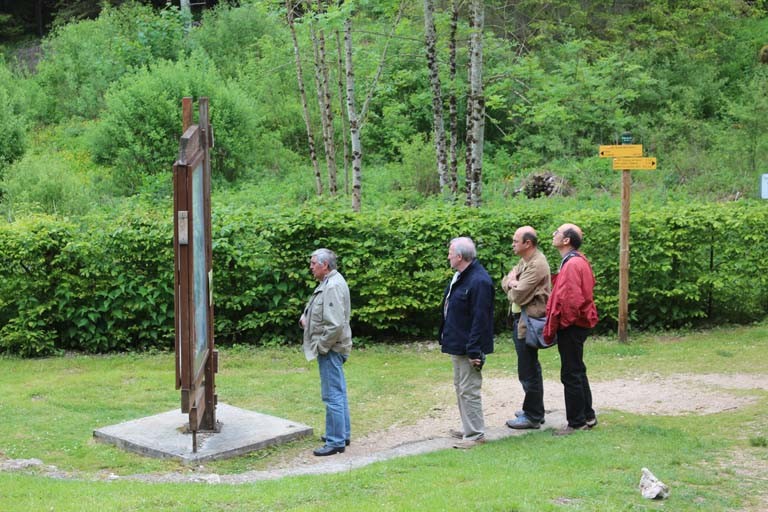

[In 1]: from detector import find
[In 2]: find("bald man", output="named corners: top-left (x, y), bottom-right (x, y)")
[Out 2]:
top-left (545, 223), bottom-right (599, 436)
top-left (501, 226), bottom-right (551, 429)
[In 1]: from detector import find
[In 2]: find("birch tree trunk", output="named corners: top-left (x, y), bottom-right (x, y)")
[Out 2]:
top-left (335, 30), bottom-right (350, 195)
top-left (467, 0), bottom-right (485, 207)
top-left (464, 12), bottom-right (475, 206)
top-left (447, 0), bottom-right (459, 196)
top-left (287, 0), bottom-right (323, 195)
top-left (423, 0), bottom-right (448, 193)
top-left (344, 3), bottom-right (403, 212)
top-left (309, 10), bottom-right (338, 195)
top-left (344, 19), bottom-right (362, 212)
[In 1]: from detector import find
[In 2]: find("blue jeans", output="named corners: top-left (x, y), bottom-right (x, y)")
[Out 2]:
top-left (318, 351), bottom-right (350, 447)
top-left (557, 325), bottom-right (594, 428)
top-left (512, 317), bottom-right (545, 422)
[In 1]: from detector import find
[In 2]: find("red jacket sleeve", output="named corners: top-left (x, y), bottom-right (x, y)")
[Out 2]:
top-left (544, 256), bottom-right (598, 342)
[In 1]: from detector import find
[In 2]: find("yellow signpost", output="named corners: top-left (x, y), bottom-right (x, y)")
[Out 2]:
top-left (599, 144), bottom-right (643, 158)
top-left (612, 157), bottom-right (657, 170)
top-left (599, 140), bottom-right (657, 343)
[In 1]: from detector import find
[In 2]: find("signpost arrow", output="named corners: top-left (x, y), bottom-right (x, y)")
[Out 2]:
top-left (612, 157), bottom-right (657, 170)
top-left (599, 144), bottom-right (643, 158)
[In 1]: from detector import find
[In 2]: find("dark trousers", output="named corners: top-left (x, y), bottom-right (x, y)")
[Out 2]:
top-left (512, 317), bottom-right (545, 422)
top-left (556, 325), bottom-right (595, 428)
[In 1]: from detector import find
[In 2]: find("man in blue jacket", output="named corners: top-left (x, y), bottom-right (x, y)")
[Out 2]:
top-left (439, 237), bottom-right (495, 449)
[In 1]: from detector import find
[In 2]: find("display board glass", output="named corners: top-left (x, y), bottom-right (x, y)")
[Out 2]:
top-left (192, 161), bottom-right (208, 375)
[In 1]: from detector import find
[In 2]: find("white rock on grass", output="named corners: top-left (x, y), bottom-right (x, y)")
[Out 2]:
top-left (639, 467), bottom-right (670, 500)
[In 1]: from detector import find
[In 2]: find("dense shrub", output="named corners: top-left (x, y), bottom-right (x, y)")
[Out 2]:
top-left (88, 52), bottom-right (262, 190)
top-left (0, 151), bottom-right (94, 218)
top-left (33, 3), bottom-right (187, 122)
top-left (0, 61), bottom-right (27, 174)
top-left (0, 209), bottom-right (174, 356)
top-left (1, 200), bottom-right (766, 356)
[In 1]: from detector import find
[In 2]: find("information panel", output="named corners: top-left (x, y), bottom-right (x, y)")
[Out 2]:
top-left (192, 162), bottom-right (208, 377)
top-left (173, 97), bottom-right (217, 446)
top-left (762, 174), bottom-right (768, 199)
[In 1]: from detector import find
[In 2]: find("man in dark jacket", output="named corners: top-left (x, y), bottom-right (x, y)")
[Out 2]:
top-left (545, 223), bottom-right (599, 436)
top-left (439, 237), bottom-right (494, 449)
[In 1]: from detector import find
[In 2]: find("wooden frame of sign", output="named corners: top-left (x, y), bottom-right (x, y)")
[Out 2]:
top-left (173, 97), bottom-right (218, 452)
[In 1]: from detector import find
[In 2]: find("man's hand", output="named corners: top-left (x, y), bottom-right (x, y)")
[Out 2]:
top-left (299, 314), bottom-right (306, 328)
top-left (505, 270), bottom-right (519, 288)
top-left (469, 357), bottom-right (484, 371)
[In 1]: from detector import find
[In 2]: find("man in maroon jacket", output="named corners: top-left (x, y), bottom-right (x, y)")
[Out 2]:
top-left (544, 223), bottom-right (599, 436)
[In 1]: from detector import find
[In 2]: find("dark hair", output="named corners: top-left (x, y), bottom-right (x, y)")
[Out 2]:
top-left (521, 231), bottom-right (538, 247)
top-left (563, 228), bottom-right (582, 250)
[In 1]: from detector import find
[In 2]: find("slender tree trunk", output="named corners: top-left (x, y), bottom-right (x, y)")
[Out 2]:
top-left (343, 3), bottom-right (403, 212)
top-left (448, 0), bottom-right (459, 196)
top-left (468, 0), bottom-right (485, 207)
top-left (464, 11), bottom-right (475, 206)
top-left (316, 17), bottom-right (338, 195)
top-left (335, 30), bottom-right (350, 195)
top-left (423, 0), bottom-right (448, 193)
top-left (309, 15), bottom-right (338, 195)
top-left (287, 0), bottom-right (323, 195)
top-left (344, 19), bottom-right (362, 212)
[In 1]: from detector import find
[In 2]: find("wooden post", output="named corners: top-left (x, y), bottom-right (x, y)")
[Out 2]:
top-left (618, 169), bottom-right (631, 343)
top-left (600, 142), bottom-right (656, 344)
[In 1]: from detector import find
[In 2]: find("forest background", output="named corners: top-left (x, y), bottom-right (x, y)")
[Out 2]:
top-left (0, 0), bottom-right (767, 356)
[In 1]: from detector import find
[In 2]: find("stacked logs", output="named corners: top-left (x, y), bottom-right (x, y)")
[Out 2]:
top-left (514, 171), bottom-right (570, 198)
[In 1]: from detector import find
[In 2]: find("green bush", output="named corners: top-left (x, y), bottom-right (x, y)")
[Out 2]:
top-left (0, 209), bottom-right (175, 356)
top-left (0, 151), bottom-right (95, 218)
top-left (33, 3), bottom-right (187, 122)
top-left (1, 200), bottom-right (766, 356)
top-left (0, 60), bottom-right (27, 175)
top-left (0, 216), bottom-right (73, 356)
top-left (88, 52), bottom-right (262, 191)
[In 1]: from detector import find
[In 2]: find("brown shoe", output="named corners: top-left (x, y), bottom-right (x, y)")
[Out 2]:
top-left (553, 425), bottom-right (589, 436)
top-left (453, 436), bottom-right (486, 449)
top-left (448, 428), bottom-right (464, 440)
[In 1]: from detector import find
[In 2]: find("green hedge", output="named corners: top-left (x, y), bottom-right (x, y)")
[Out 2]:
top-left (1, 201), bottom-right (766, 356)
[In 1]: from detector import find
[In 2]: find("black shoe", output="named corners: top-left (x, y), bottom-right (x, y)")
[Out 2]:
top-left (514, 410), bottom-right (545, 424)
top-left (313, 445), bottom-right (345, 456)
top-left (321, 436), bottom-right (350, 446)
top-left (586, 417), bottom-right (598, 429)
top-left (506, 415), bottom-right (541, 429)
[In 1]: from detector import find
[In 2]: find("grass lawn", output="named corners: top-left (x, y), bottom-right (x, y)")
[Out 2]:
top-left (0, 323), bottom-right (766, 511)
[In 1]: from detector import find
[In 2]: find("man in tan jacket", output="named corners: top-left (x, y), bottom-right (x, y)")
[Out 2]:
top-left (501, 226), bottom-right (551, 429)
top-left (300, 248), bottom-right (352, 456)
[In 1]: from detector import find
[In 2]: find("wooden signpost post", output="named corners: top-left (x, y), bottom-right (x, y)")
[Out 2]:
top-left (599, 135), bottom-right (657, 343)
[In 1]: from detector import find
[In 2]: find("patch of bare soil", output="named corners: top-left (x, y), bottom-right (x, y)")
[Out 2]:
top-left (178, 372), bottom-right (764, 486)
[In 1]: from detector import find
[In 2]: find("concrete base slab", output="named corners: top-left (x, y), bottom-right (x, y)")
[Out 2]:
top-left (93, 403), bottom-right (313, 464)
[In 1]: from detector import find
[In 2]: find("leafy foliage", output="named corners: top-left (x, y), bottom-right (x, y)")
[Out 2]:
top-left (0, 60), bottom-right (27, 175)
top-left (0, 208), bottom-right (175, 356)
top-left (0, 151), bottom-right (94, 218)
top-left (87, 52), bottom-right (262, 190)
top-left (1, 200), bottom-right (766, 356)
top-left (33, 2), bottom-right (187, 121)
